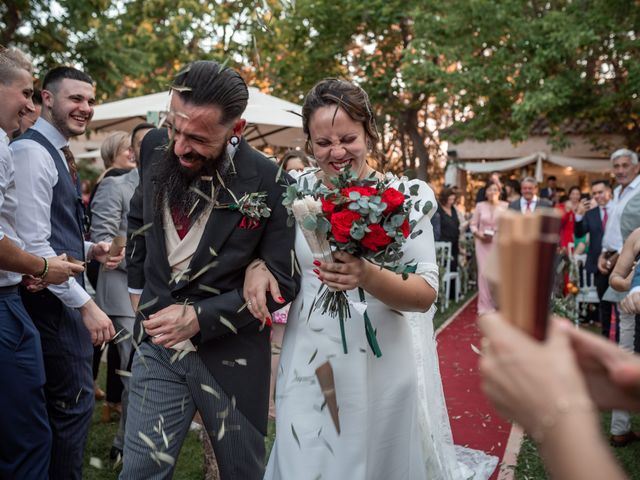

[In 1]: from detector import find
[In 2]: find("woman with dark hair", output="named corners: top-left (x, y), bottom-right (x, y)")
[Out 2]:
top-left (505, 179), bottom-right (521, 203)
top-left (557, 185), bottom-right (588, 252)
top-left (438, 187), bottom-right (461, 274)
top-left (244, 79), bottom-right (496, 480)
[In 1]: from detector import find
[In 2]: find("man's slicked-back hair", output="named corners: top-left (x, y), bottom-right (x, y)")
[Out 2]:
top-left (0, 45), bottom-right (32, 85)
top-left (42, 66), bottom-right (93, 92)
top-left (171, 61), bottom-right (249, 125)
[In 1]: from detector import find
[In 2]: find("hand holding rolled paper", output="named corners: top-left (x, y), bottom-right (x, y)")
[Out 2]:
top-left (109, 235), bottom-right (127, 256)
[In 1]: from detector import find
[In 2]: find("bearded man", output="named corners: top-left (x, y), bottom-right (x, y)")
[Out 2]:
top-left (122, 60), bottom-right (299, 479)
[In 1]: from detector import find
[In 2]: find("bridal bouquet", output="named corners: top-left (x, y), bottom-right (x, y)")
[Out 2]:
top-left (283, 169), bottom-right (432, 357)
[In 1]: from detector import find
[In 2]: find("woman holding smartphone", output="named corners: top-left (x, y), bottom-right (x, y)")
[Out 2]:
top-left (470, 182), bottom-right (508, 315)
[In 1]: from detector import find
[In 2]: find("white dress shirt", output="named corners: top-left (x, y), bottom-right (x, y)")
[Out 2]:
top-left (11, 118), bottom-right (93, 308)
top-left (601, 175), bottom-right (640, 253)
top-left (519, 195), bottom-right (538, 213)
top-left (0, 128), bottom-right (25, 287)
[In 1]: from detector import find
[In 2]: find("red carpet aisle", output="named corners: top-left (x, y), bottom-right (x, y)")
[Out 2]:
top-left (437, 297), bottom-right (512, 480)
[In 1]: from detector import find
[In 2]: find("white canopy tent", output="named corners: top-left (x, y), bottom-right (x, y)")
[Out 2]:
top-left (89, 88), bottom-right (305, 149)
top-left (444, 151), bottom-right (611, 185)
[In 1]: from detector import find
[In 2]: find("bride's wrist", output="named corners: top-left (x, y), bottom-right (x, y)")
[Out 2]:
top-left (358, 259), bottom-right (376, 291)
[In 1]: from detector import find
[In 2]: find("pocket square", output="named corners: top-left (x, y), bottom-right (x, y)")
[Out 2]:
top-left (239, 217), bottom-right (261, 230)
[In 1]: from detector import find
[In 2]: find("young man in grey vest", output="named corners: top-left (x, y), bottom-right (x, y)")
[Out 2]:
top-left (11, 66), bottom-right (124, 480)
top-left (0, 47), bottom-right (86, 480)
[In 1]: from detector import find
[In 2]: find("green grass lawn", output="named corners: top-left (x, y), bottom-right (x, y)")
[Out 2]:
top-left (515, 413), bottom-right (640, 480)
top-left (433, 288), bottom-right (476, 331)
top-left (83, 372), bottom-right (206, 479)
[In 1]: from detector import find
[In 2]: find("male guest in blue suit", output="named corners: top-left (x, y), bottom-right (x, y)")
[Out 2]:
top-left (12, 67), bottom-right (124, 480)
top-left (0, 47), bottom-right (85, 480)
top-left (574, 180), bottom-right (616, 339)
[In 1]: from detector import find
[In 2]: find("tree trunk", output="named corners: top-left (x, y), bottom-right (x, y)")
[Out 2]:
top-left (402, 109), bottom-right (430, 181)
top-left (1, 2), bottom-right (21, 46)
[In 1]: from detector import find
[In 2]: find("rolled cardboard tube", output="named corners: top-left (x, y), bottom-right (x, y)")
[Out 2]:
top-left (109, 236), bottom-right (127, 256)
top-left (66, 255), bottom-right (86, 266)
top-left (315, 361), bottom-right (340, 435)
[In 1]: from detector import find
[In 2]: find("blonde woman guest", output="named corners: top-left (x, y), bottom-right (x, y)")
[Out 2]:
top-left (470, 182), bottom-right (508, 315)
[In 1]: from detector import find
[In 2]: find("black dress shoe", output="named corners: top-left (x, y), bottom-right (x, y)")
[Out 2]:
top-left (610, 431), bottom-right (640, 447)
top-left (110, 446), bottom-right (123, 461)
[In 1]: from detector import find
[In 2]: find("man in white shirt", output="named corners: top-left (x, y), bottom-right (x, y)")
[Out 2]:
top-left (594, 148), bottom-right (640, 447)
top-left (0, 48), bottom-right (84, 480)
top-left (11, 66), bottom-right (123, 480)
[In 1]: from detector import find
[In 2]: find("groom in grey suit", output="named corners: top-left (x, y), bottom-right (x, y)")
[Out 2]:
top-left (90, 167), bottom-right (139, 458)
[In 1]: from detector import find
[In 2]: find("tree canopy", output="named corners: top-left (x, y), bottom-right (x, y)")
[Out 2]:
top-left (3, 0), bottom-right (638, 177)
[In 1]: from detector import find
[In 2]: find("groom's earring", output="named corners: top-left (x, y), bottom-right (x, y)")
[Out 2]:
top-left (229, 135), bottom-right (240, 147)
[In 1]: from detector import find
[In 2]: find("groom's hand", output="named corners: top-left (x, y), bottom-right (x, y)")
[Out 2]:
top-left (143, 304), bottom-right (200, 348)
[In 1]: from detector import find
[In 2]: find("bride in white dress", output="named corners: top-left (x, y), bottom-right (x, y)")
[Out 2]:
top-left (243, 79), bottom-right (497, 480)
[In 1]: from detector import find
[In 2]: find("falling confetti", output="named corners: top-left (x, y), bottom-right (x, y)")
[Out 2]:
top-left (201, 384), bottom-right (221, 399)
top-left (291, 423), bottom-right (301, 449)
top-left (219, 316), bottom-right (238, 334)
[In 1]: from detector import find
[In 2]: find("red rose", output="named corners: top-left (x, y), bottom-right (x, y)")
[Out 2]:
top-left (401, 218), bottom-right (410, 238)
top-left (320, 197), bottom-right (336, 218)
top-left (330, 210), bottom-right (361, 243)
top-left (381, 187), bottom-right (405, 214)
top-left (341, 186), bottom-right (377, 199)
top-left (361, 224), bottom-right (393, 252)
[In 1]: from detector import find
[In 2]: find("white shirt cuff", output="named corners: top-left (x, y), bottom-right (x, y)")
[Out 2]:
top-left (575, 214), bottom-right (584, 222)
top-left (48, 278), bottom-right (91, 309)
top-left (128, 288), bottom-right (143, 295)
top-left (630, 286), bottom-right (640, 295)
top-left (84, 241), bottom-right (94, 259)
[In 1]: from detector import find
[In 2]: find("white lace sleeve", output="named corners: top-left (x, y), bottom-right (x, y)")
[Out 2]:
top-left (399, 179), bottom-right (439, 293)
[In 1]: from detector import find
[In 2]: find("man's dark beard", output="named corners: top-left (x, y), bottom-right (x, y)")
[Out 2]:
top-left (154, 147), bottom-right (232, 222)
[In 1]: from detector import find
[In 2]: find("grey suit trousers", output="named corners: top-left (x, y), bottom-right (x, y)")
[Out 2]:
top-left (120, 341), bottom-right (265, 479)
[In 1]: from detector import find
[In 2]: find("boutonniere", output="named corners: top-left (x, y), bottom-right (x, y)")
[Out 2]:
top-left (217, 191), bottom-right (271, 229)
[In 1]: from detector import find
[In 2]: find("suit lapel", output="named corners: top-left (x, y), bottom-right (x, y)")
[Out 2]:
top-left (171, 140), bottom-right (261, 292)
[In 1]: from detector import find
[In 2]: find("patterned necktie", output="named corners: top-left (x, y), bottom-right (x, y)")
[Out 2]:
top-left (61, 146), bottom-right (78, 185)
top-left (602, 207), bottom-right (608, 230)
top-left (526, 200), bottom-right (532, 212)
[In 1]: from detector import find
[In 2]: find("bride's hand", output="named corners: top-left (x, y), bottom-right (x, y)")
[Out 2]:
top-left (315, 251), bottom-right (371, 291)
top-left (243, 259), bottom-right (285, 323)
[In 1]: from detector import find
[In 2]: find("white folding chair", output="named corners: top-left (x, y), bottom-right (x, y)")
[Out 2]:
top-left (573, 254), bottom-right (599, 324)
top-left (435, 241), bottom-right (460, 310)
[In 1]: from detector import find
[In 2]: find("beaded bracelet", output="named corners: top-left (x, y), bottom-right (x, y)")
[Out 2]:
top-left (531, 396), bottom-right (596, 443)
top-left (35, 257), bottom-right (49, 279)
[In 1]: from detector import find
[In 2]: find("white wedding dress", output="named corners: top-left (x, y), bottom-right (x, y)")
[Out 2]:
top-left (265, 175), bottom-right (497, 480)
